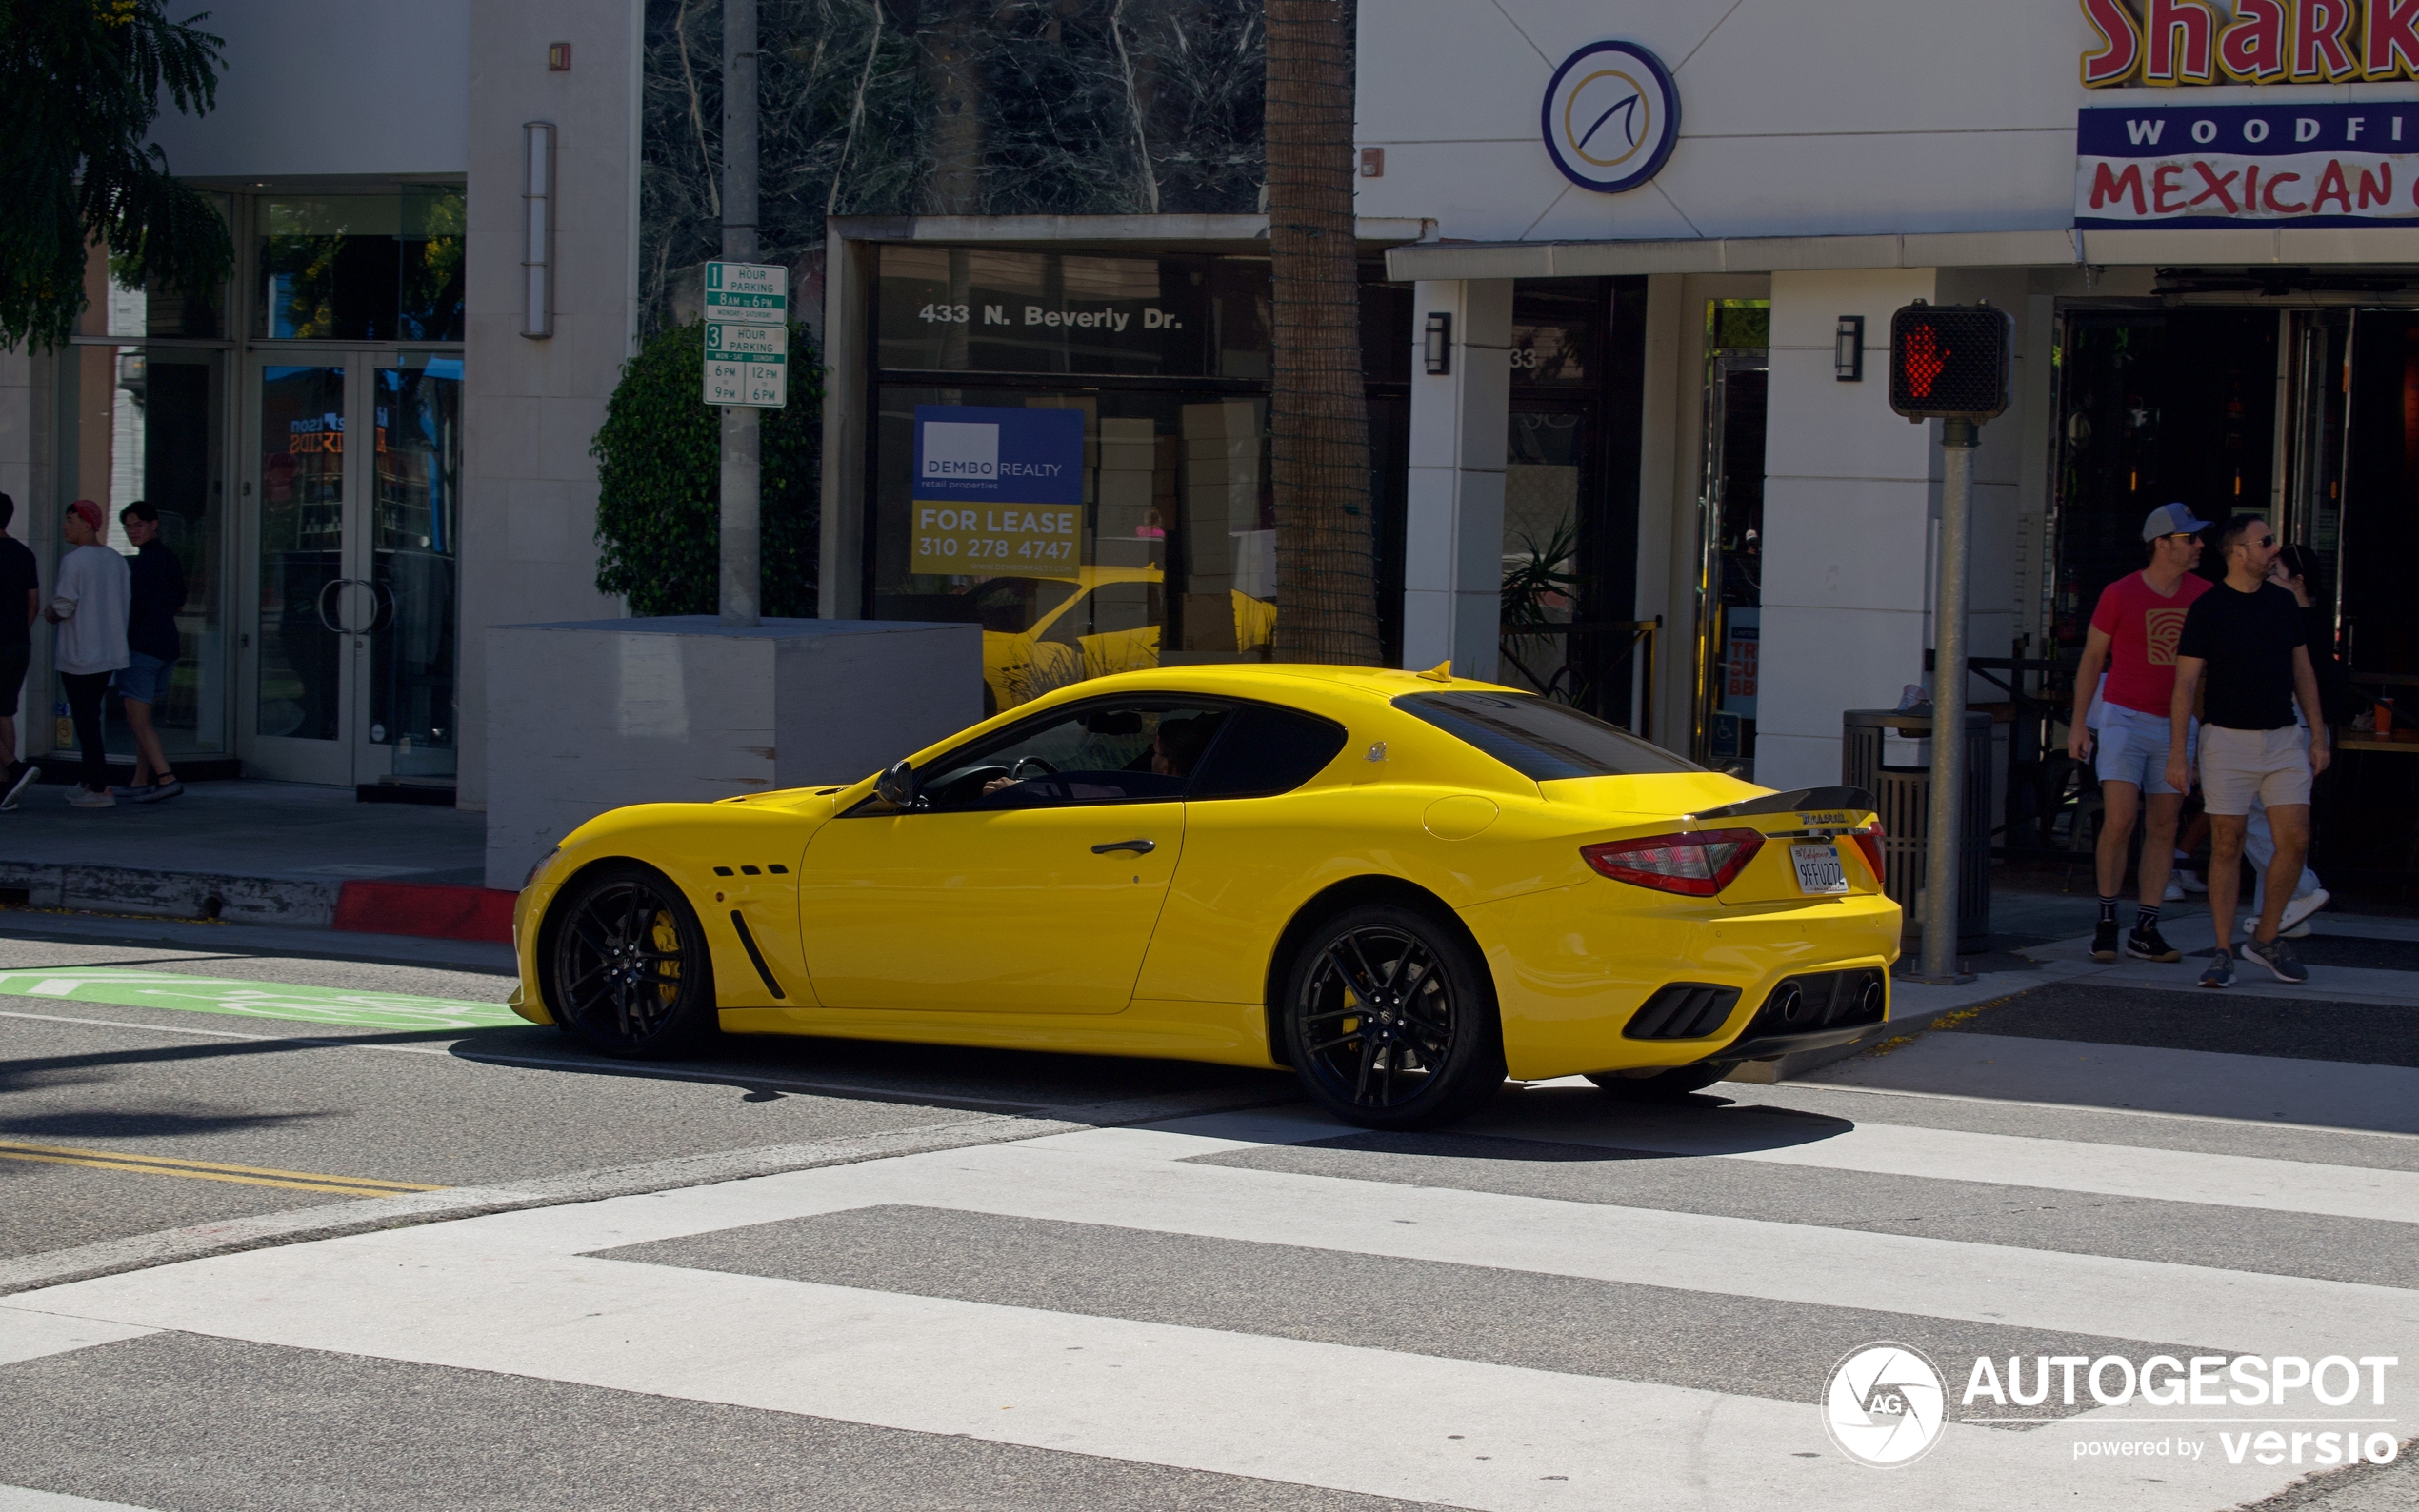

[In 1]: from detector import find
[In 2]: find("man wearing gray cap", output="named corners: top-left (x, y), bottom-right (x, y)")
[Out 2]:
top-left (2068, 503), bottom-right (2212, 965)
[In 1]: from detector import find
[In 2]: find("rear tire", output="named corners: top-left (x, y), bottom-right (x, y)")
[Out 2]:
top-left (544, 862), bottom-right (717, 1059)
top-left (1585, 1062), bottom-right (1735, 1100)
top-left (1281, 903), bottom-right (1505, 1130)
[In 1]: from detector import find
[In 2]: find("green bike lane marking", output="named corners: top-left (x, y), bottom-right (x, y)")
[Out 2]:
top-left (0, 968), bottom-right (521, 1032)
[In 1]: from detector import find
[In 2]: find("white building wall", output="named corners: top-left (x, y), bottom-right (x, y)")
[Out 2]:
top-left (456, 0), bottom-right (642, 808)
top-left (146, 2), bottom-right (470, 179)
top-left (1401, 280), bottom-right (1513, 681)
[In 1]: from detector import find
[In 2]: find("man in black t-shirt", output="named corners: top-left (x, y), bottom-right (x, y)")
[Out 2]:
top-left (0, 493), bottom-right (41, 810)
top-left (2166, 514), bottom-right (2329, 987)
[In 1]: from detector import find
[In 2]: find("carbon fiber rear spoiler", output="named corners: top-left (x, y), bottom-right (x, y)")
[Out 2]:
top-left (1687, 786), bottom-right (1876, 821)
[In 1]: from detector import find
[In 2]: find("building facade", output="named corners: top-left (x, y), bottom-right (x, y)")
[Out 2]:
top-left (7, 1), bottom-right (2410, 883)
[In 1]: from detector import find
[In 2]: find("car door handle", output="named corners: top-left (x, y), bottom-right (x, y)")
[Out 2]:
top-left (1091, 839), bottom-right (1155, 855)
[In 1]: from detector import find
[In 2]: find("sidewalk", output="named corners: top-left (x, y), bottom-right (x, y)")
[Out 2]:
top-left (0, 780), bottom-right (499, 938)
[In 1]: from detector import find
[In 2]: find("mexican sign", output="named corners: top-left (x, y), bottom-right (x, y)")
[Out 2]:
top-left (2081, 0), bottom-right (2419, 87)
top-left (910, 405), bottom-right (1085, 574)
top-left (2076, 102), bottom-right (2419, 226)
top-left (704, 319), bottom-right (787, 408)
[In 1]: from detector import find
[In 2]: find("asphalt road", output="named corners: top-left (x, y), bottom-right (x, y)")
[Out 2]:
top-left (1, 916), bottom-right (2414, 1512)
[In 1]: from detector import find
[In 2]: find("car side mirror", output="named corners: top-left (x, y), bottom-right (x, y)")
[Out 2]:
top-left (874, 759), bottom-right (919, 809)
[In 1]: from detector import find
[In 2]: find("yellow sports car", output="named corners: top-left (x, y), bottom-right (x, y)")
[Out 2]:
top-left (510, 665), bottom-right (1901, 1128)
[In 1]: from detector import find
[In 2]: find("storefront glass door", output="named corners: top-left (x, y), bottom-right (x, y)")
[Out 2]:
top-left (244, 355), bottom-right (459, 787)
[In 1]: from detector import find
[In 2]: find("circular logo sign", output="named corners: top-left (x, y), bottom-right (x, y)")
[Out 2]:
top-left (1539, 40), bottom-right (1681, 194)
top-left (1822, 1343), bottom-right (1948, 1469)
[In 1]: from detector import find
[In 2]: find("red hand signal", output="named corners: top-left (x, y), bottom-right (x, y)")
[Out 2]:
top-left (1901, 323), bottom-right (1948, 400)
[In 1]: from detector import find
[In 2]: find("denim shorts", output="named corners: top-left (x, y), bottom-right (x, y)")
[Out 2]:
top-left (113, 651), bottom-right (173, 706)
top-left (2095, 704), bottom-right (2194, 796)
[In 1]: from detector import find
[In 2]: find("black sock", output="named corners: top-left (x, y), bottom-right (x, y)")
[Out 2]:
top-left (2098, 896), bottom-right (2119, 925)
top-left (2134, 905), bottom-right (2160, 933)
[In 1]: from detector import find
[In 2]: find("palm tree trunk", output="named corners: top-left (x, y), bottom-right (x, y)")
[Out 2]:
top-left (1265, 0), bottom-right (1377, 665)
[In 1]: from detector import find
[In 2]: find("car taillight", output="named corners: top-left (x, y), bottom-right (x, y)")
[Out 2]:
top-left (1580, 828), bottom-right (1764, 897)
top-left (1849, 823), bottom-right (1886, 888)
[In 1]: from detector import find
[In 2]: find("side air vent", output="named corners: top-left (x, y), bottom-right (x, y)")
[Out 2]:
top-left (1623, 983), bottom-right (1744, 1041)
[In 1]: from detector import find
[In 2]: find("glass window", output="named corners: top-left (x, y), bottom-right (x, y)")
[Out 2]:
top-left (370, 359), bottom-right (462, 775)
top-left (51, 338), bottom-right (230, 762)
top-left (878, 247), bottom-right (1220, 377)
top-left (871, 386), bottom-right (1273, 714)
top-left (1189, 703), bottom-right (1348, 798)
top-left (259, 189), bottom-right (465, 342)
top-left (908, 699), bottom-right (1229, 811)
top-left (1395, 691), bottom-right (1704, 781)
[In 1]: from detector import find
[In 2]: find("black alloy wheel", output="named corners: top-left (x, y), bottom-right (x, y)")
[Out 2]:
top-left (546, 863), bottom-right (716, 1058)
top-left (1585, 1062), bottom-right (1736, 1100)
top-left (1283, 904), bottom-right (1505, 1130)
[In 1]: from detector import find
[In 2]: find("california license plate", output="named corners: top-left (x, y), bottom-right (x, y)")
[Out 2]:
top-left (1791, 843), bottom-right (1849, 895)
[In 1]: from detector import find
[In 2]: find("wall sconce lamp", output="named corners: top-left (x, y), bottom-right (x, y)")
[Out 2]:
top-left (1834, 314), bottom-right (1865, 381)
top-left (1423, 311), bottom-right (1452, 375)
top-left (522, 121), bottom-right (555, 339)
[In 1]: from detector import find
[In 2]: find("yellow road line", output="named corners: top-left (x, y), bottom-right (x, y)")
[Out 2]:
top-left (0, 1141), bottom-right (444, 1197)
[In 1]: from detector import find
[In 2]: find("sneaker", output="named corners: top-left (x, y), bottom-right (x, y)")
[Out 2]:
top-left (2174, 868), bottom-right (2209, 894)
top-left (2162, 877), bottom-right (2186, 902)
top-left (2126, 925), bottom-right (2182, 963)
top-left (2091, 919), bottom-right (2120, 962)
top-left (2240, 935), bottom-right (2309, 985)
top-left (2278, 887), bottom-right (2329, 937)
top-left (65, 785), bottom-right (114, 809)
top-left (130, 778), bottom-right (182, 804)
top-left (0, 763), bottom-right (37, 811)
top-left (2199, 949), bottom-right (2234, 988)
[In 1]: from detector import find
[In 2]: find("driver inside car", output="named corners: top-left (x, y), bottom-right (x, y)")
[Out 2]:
top-left (978, 708), bottom-right (1221, 800)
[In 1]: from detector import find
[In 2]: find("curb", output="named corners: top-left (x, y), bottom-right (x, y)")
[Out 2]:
top-left (0, 860), bottom-right (339, 927)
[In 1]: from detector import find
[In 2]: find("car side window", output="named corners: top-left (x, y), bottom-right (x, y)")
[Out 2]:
top-left (907, 700), bottom-right (1229, 812)
top-left (1188, 704), bottom-right (1349, 799)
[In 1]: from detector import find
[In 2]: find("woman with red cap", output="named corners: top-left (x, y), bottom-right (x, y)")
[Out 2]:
top-left (47, 499), bottom-right (130, 808)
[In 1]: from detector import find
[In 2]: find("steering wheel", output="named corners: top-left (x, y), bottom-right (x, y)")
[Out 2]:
top-left (1010, 756), bottom-right (1059, 780)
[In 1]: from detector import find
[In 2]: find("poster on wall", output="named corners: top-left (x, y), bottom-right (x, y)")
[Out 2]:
top-left (910, 405), bottom-right (1086, 575)
top-left (2075, 102), bottom-right (2419, 227)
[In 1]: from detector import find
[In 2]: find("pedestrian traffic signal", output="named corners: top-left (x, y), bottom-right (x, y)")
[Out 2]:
top-left (1889, 303), bottom-right (2011, 422)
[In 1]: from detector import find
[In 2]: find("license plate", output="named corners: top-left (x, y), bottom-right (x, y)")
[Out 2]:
top-left (1791, 843), bottom-right (1849, 895)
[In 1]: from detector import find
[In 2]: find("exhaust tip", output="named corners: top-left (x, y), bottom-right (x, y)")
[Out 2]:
top-left (1772, 983), bottom-right (1806, 1025)
top-left (1860, 977), bottom-right (1887, 1020)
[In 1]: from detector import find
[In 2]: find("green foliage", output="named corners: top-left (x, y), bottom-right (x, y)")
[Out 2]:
top-left (1, 0), bottom-right (236, 350)
top-left (590, 322), bottom-right (823, 618)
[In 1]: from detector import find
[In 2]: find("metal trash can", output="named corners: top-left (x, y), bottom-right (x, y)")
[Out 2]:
top-left (1843, 709), bottom-right (1990, 952)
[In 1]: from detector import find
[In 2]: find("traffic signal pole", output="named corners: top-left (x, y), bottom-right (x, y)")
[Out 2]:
top-left (1920, 417), bottom-right (1979, 983)
top-left (719, 0), bottom-right (761, 627)
top-left (1888, 301), bottom-right (2008, 985)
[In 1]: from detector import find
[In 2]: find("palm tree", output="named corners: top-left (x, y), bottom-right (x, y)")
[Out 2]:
top-left (1264, 0), bottom-right (1376, 665)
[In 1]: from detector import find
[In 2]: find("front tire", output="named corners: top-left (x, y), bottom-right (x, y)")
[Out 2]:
top-left (1281, 904), bottom-right (1505, 1130)
top-left (545, 863), bottom-right (717, 1058)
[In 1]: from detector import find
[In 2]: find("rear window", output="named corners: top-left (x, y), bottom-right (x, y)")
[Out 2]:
top-left (1190, 704), bottom-right (1349, 798)
top-left (1394, 692), bottom-right (1704, 780)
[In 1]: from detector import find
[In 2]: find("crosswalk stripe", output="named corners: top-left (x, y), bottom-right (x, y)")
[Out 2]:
top-left (1, 1242), bottom-right (2296, 1512)
top-left (1819, 1032), bottom-right (2419, 1135)
top-left (0, 1306), bottom-right (155, 1368)
top-left (1449, 1106), bottom-right (2419, 1224)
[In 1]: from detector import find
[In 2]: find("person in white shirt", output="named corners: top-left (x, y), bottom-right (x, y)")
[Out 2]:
top-left (47, 499), bottom-right (130, 808)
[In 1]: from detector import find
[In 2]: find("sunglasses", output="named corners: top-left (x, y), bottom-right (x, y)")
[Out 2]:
top-left (2163, 532), bottom-right (2200, 542)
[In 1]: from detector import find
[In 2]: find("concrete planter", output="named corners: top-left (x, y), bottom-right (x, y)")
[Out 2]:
top-left (484, 617), bottom-right (981, 889)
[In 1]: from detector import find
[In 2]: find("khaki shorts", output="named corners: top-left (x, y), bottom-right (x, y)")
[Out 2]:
top-left (2198, 725), bottom-right (2312, 816)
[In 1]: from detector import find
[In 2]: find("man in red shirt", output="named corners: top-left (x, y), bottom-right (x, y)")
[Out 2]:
top-left (2067, 504), bottom-right (2213, 963)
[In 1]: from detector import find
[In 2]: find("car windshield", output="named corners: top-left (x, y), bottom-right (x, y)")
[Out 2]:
top-left (1394, 691), bottom-right (1705, 780)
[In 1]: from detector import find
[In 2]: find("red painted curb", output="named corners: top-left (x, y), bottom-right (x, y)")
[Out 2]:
top-left (333, 881), bottom-right (515, 944)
